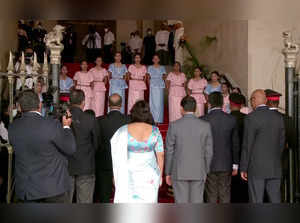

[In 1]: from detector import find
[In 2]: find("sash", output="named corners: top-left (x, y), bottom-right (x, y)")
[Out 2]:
top-left (110, 125), bottom-right (129, 203)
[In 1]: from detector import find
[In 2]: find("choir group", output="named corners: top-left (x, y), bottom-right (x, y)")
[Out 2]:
top-left (60, 52), bottom-right (249, 123)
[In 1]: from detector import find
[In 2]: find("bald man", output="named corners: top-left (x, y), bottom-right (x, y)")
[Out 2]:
top-left (240, 89), bottom-right (285, 203)
top-left (95, 93), bottom-right (130, 202)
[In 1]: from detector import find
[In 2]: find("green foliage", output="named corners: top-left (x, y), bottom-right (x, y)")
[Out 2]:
top-left (182, 36), bottom-right (217, 80)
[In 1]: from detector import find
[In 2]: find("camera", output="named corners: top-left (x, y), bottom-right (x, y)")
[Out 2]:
top-left (42, 87), bottom-right (70, 121)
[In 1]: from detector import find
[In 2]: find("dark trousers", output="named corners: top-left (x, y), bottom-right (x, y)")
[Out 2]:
top-left (248, 176), bottom-right (281, 203)
top-left (69, 174), bottom-right (95, 203)
top-left (103, 44), bottom-right (113, 64)
top-left (95, 169), bottom-right (113, 203)
top-left (21, 193), bottom-right (68, 203)
top-left (231, 174), bottom-right (249, 203)
top-left (156, 50), bottom-right (169, 65)
top-left (205, 172), bottom-right (232, 203)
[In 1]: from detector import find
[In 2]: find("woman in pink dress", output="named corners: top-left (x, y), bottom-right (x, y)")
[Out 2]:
top-left (73, 60), bottom-right (94, 111)
top-left (166, 62), bottom-right (187, 122)
top-left (128, 53), bottom-right (147, 113)
top-left (187, 67), bottom-right (207, 117)
top-left (221, 83), bottom-right (231, 113)
top-left (89, 56), bottom-right (108, 117)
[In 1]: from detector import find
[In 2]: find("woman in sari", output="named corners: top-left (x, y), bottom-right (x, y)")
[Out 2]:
top-left (89, 56), bottom-right (108, 117)
top-left (147, 54), bottom-right (166, 124)
top-left (166, 62), bottom-right (187, 122)
top-left (74, 60), bottom-right (94, 110)
top-left (127, 53), bottom-right (147, 113)
top-left (108, 52), bottom-right (128, 114)
top-left (111, 100), bottom-right (164, 203)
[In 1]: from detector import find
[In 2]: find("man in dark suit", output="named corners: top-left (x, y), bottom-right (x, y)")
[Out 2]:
top-left (265, 89), bottom-right (296, 201)
top-left (201, 92), bottom-right (240, 203)
top-left (229, 93), bottom-right (248, 203)
top-left (8, 90), bottom-right (76, 203)
top-left (68, 89), bottom-right (98, 203)
top-left (165, 96), bottom-right (213, 203)
top-left (240, 89), bottom-right (285, 203)
top-left (95, 93), bottom-right (130, 203)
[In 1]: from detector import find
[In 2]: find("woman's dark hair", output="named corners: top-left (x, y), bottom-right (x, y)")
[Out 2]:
top-left (232, 87), bottom-right (242, 94)
top-left (130, 100), bottom-right (154, 125)
top-left (114, 52), bottom-right (122, 57)
top-left (95, 56), bottom-right (103, 61)
top-left (134, 53), bottom-right (142, 60)
top-left (174, 61), bottom-right (182, 72)
top-left (211, 70), bottom-right (220, 77)
top-left (194, 66), bottom-right (205, 78)
top-left (153, 54), bottom-right (160, 60)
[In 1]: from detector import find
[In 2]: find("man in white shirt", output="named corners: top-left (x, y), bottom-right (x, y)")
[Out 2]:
top-left (82, 25), bottom-right (102, 63)
top-left (103, 26), bottom-right (115, 64)
top-left (155, 24), bottom-right (170, 65)
top-left (128, 31), bottom-right (143, 55)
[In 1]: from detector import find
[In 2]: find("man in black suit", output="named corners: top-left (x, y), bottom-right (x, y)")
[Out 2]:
top-left (229, 93), bottom-right (248, 203)
top-left (201, 92), bottom-right (240, 203)
top-left (95, 93), bottom-right (130, 203)
top-left (8, 90), bottom-right (76, 203)
top-left (68, 89), bottom-right (98, 203)
top-left (240, 89), bottom-right (285, 203)
top-left (265, 89), bottom-right (296, 201)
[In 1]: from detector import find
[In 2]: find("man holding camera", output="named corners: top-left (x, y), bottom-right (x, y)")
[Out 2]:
top-left (8, 90), bottom-right (76, 203)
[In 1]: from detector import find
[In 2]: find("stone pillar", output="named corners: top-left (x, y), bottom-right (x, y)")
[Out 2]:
top-left (282, 31), bottom-right (299, 203)
top-left (45, 25), bottom-right (65, 106)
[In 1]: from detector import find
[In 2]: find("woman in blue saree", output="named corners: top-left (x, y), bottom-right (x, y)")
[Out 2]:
top-left (111, 100), bottom-right (164, 203)
top-left (108, 52), bottom-right (128, 114)
top-left (147, 54), bottom-right (166, 124)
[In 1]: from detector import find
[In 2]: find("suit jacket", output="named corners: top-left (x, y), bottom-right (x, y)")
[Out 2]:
top-left (165, 114), bottom-right (213, 180)
top-left (230, 110), bottom-right (246, 157)
top-left (8, 112), bottom-right (76, 200)
top-left (201, 108), bottom-right (240, 172)
top-left (68, 106), bottom-right (98, 176)
top-left (240, 106), bottom-right (285, 178)
top-left (96, 110), bottom-right (130, 170)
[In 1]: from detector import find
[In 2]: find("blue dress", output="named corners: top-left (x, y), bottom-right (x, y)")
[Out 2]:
top-left (127, 126), bottom-right (164, 202)
top-left (108, 64), bottom-right (128, 113)
top-left (204, 83), bottom-right (222, 95)
top-left (148, 65), bottom-right (166, 123)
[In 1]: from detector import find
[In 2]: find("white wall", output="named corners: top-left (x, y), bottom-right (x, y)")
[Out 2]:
top-left (248, 20), bottom-right (300, 111)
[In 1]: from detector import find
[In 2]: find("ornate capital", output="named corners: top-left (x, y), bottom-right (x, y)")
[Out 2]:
top-left (48, 45), bottom-right (64, 65)
top-left (282, 31), bottom-right (299, 68)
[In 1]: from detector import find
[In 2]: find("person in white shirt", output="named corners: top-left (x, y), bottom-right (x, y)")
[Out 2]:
top-left (15, 48), bottom-right (35, 91)
top-left (82, 25), bottom-right (102, 63)
top-left (174, 21), bottom-right (185, 66)
top-left (155, 24), bottom-right (170, 65)
top-left (103, 26), bottom-right (115, 64)
top-left (128, 31), bottom-right (143, 55)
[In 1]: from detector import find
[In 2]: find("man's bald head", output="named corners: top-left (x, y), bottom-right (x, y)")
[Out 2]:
top-left (250, 89), bottom-right (267, 109)
top-left (109, 93), bottom-right (122, 109)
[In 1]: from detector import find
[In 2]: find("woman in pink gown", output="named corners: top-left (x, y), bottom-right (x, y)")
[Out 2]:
top-left (74, 60), bottom-right (94, 111)
top-left (187, 67), bottom-right (207, 117)
top-left (166, 62), bottom-right (187, 122)
top-left (128, 53), bottom-right (147, 113)
top-left (89, 56), bottom-right (108, 117)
